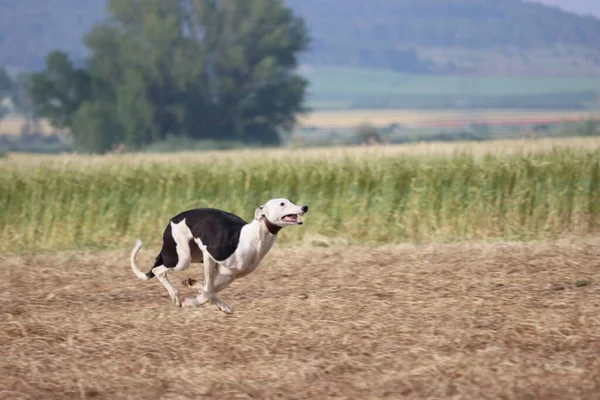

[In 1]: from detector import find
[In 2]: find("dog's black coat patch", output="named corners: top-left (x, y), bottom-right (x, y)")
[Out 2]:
top-left (155, 223), bottom-right (179, 268)
top-left (151, 208), bottom-right (248, 272)
top-left (177, 208), bottom-right (248, 262)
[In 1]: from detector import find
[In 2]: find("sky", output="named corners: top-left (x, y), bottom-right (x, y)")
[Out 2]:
top-left (531, 0), bottom-right (600, 18)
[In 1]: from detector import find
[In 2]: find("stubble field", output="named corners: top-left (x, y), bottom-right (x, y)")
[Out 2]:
top-left (2, 137), bottom-right (600, 399)
top-left (2, 239), bottom-right (600, 399)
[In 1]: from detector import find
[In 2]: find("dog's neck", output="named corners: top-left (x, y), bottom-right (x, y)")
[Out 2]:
top-left (261, 217), bottom-right (282, 235)
top-left (246, 216), bottom-right (282, 241)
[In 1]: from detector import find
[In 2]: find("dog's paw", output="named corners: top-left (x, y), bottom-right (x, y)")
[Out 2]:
top-left (181, 297), bottom-right (197, 308)
top-left (219, 306), bottom-right (233, 314)
top-left (173, 295), bottom-right (182, 308)
top-left (216, 303), bottom-right (233, 314)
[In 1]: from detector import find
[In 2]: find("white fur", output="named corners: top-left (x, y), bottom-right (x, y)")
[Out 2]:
top-left (130, 239), bottom-right (148, 280)
top-left (130, 198), bottom-right (308, 313)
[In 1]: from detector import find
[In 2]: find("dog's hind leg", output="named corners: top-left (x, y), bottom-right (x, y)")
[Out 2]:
top-left (151, 221), bottom-right (193, 307)
top-left (153, 245), bottom-right (191, 307)
top-left (152, 265), bottom-right (182, 307)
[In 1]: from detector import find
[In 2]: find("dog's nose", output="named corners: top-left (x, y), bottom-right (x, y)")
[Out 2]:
top-left (301, 205), bottom-right (309, 213)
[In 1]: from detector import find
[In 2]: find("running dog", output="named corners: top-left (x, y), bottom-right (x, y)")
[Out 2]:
top-left (130, 198), bottom-right (309, 313)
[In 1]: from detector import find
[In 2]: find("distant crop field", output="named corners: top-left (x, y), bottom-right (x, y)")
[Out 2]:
top-left (4, 136), bottom-right (600, 167)
top-left (298, 108), bottom-right (599, 129)
top-left (0, 117), bottom-right (66, 136)
top-left (2, 137), bottom-right (600, 253)
top-left (303, 66), bottom-right (600, 109)
top-left (2, 109), bottom-right (597, 137)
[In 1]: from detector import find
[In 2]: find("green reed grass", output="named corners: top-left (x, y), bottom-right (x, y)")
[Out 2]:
top-left (1, 148), bottom-right (599, 253)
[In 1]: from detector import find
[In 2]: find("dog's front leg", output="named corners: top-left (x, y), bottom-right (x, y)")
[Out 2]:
top-left (182, 269), bottom-right (234, 313)
top-left (182, 254), bottom-right (217, 307)
top-left (202, 256), bottom-right (218, 297)
top-left (209, 295), bottom-right (233, 314)
top-left (206, 273), bottom-right (234, 313)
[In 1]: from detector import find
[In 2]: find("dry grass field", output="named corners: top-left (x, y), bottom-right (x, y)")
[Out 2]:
top-left (5, 135), bottom-right (600, 169)
top-left (2, 238), bottom-right (600, 399)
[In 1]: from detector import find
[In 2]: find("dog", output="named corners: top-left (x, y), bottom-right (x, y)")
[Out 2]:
top-left (130, 198), bottom-right (309, 313)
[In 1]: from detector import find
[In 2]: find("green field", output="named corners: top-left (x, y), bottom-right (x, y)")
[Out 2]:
top-left (303, 67), bottom-right (600, 110)
top-left (2, 138), bottom-right (600, 254)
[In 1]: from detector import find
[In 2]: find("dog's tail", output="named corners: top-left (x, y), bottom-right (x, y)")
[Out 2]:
top-left (130, 239), bottom-right (156, 281)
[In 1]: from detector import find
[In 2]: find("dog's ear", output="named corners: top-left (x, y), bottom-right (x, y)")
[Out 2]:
top-left (254, 205), bottom-right (265, 221)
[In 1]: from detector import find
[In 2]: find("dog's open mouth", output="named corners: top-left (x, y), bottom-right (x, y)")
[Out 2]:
top-left (282, 214), bottom-right (304, 224)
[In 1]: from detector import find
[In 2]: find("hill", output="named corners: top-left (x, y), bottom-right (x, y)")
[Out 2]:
top-left (2, 0), bottom-right (600, 74)
top-left (534, 0), bottom-right (600, 18)
top-left (287, 0), bottom-right (600, 74)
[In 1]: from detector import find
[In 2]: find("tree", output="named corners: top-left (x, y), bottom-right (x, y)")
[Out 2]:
top-left (0, 66), bottom-right (13, 120)
top-left (0, 67), bottom-right (42, 135)
top-left (28, 0), bottom-right (311, 153)
top-left (354, 122), bottom-right (381, 144)
top-left (12, 72), bottom-right (43, 135)
top-left (28, 51), bottom-right (91, 129)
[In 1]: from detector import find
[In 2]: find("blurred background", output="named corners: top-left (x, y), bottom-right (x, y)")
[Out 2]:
top-left (1, 0), bottom-right (600, 154)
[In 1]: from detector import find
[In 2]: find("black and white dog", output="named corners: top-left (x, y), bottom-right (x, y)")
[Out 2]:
top-left (130, 198), bottom-right (309, 313)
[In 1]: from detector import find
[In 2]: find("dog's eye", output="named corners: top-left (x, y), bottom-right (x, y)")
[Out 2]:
top-left (280, 202), bottom-right (285, 207)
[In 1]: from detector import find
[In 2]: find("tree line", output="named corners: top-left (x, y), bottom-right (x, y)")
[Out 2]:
top-left (23, 0), bottom-right (311, 153)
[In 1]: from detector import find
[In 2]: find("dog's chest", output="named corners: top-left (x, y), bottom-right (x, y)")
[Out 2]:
top-left (221, 236), bottom-right (275, 275)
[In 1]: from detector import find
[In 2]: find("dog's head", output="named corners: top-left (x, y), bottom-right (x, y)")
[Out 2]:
top-left (254, 198), bottom-right (309, 227)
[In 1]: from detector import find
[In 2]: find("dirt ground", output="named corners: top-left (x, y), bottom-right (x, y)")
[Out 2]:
top-left (2, 238), bottom-right (600, 400)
